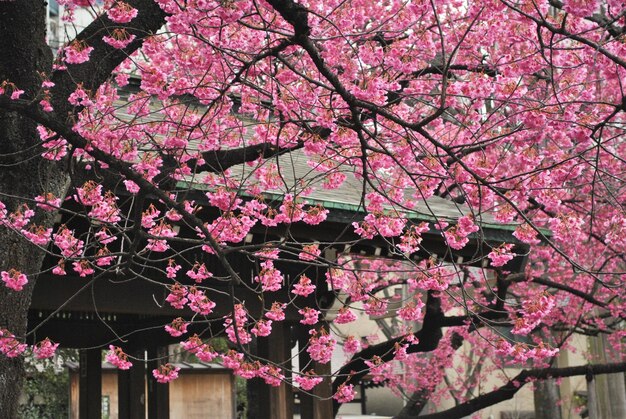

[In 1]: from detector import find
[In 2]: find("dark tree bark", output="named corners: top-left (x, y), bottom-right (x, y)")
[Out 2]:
top-left (0, 2), bottom-right (166, 416)
top-left (0, 2), bottom-right (63, 416)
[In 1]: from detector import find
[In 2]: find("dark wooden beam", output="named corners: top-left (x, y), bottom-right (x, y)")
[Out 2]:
top-left (118, 348), bottom-right (146, 419)
top-left (257, 322), bottom-right (294, 419)
top-left (79, 348), bottom-right (102, 419)
top-left (298, 326), bottom-right (333, 419)
top-left (147, 346), bottom-right (169, 419)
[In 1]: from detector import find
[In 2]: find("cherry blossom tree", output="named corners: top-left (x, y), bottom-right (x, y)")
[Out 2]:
top-left (1, 0), bottom-right (626, 418)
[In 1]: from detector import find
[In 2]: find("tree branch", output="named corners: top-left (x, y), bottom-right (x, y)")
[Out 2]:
top-left (50, 0), bottom-right (167, 113)
top-left (332, 292), bottom-right (445, 415)
top-left (418, 362), bottom-right (626, 419)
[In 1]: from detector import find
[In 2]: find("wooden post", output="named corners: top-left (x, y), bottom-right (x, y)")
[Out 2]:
top-left (118, 348), bottom-right (146, 419)
top-left (298, 325), bottom-right (333, 419)
top-left (79, 348), bottom-right (102, 419)
top-left (147, 346), bottom-right (170, 419)
top-left (256, 322), bottom-right (294, 419)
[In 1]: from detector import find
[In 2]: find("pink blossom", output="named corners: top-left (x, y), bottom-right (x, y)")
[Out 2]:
top-left (10, 89), bottom-right (24, 100)
top-left (265, 302), bottom-right (286, 321)
top-left (22, 226), bottom-right (52, 246)
top-left (165, 317), bottom-right (189, 337)
top-left (334, 306), bottom-right (357, 324)
top-left (195, 344), bottom-right (219, 363)
top-left (224, 304), bottom-right (251, 344)
top-left (95, 247), bottom-right (115, 267)
top-left (1, 269), bottom-right (28, 291)
top-left (123, 180), bottom-right (140, 194)
top-left (251, 319), bottom-right (273, 337)
top-left (294, 372), bottom-right (323, 391)
top-left (299, 307), bottom-right (320, 325)
top-left (166, 260), bottom-right (181, 279)
top-left (292, 274), bottom-right (316, 297)
top-left (307, 329), bottom-right (335, 364)
top-left (152, 363), bottom-right (180, 383)
top-left (363, 298), bottom-right (388, 317)
top-left (187, 287), bottom-right (216, 315)
top-left (222, 350), bottom-right (244, 370)
top-left (343, 336), bottom-right (361, 354)
top-left (52, 260), bottom-right (67, 276)
top-left (0, 329), bottom-right (27, 358)
top-left (397, 300), bottom-right (425, 322)
top-left (103, 29), bottom-right (136, 49)
top-left (106, 346), bottom-right (133, 370)
top-left (40, 100), bottom-right (53, 112)
top-left (72, 260), bottom-right (94, 277)
top-left (303, 205), bottom-right (329, 225)
top-left (64, 41), bottom-right (93, 64)
top-left (33, 338), bottom-right (59, 359)
top-left (333, 383), bottom-right (356, 403)
top-left (35, 193), bottom-right (62, 211)
top-left (106, 2), bottom-right (138, 23)
top-left (254, 261), bottom-right (283, 292)
top-left (397, 222), bottom-right (430, 254)
top-left (260, 364), bottom-right (284, 387)
top-left (487, 243), bottom-right (515, 267)
top-left (181, 335), bottom-right (204, 354)
top-left (7, 205), bottom-right (35, 230)
top-left (299, 243), bottom-right (320, 261)
top-left (443, 216), bottom-right (478, 250)
top-left (165, 283), bottom-right (188, 309)
top-left (186, 262), bottom-right (212, 283)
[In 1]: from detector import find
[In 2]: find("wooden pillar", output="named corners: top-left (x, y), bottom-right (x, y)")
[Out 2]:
top-left (147, 346), bottom-right (170, 419)
top-left (118, 348), bottom-right (146, 419)
top-left (298, 325), bottom-right (333, 419)
top-left (79, 348), bottom-right (102, 419)
top-left (257, 321), bottom-right (294, 419)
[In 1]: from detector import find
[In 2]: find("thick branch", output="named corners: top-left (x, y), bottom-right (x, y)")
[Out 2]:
top-left (419, 362), bottom-right (626, 419)
top-left (332, 293), bottom-right (445, 415)
top-left (193, 142), bottom-right (304, 173)
top-left (50, 0), bottom-right (167, 113)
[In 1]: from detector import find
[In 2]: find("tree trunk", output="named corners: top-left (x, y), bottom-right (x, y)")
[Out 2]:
top-left (0, 2), bottom-right (68, 416)
top-left (533, 379), bottom-right (562, 419)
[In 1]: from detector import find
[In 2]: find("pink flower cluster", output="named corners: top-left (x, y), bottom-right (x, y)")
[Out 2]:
top-left (165, 283), bottom-right (188, 309)
top-left (265, 302), bottom-right (286, 321)
top-left (106, 346), bottom-right (133, 370)
top-left (443, 215), bottom-right (479, 250)
top-left (512, 293), bottom-right (555, 335)
top-left (224, 304), bottom-right (251, 344)
top-left (487, 243), bottom-right (515, 267)
top-left (164, 317), bottom-right (189, 337)
top-left (33, 338), bottom-right (59, 359)
top-left (254, 261), bottom-right (284, 292)
top-left (102, 28), bottom-right (136, 49)
top-left (298, 307), bottom-right (320, 325)
top-left (186, 262), bottom-right (212, 283)
top-left (306, 329), bottom-right (335, 364)
top-left (294, 371), bottom-right (324, 391)
top-left (64, 41), bottom-right (93, 64)
top-left (334, 306), bottom-right (357, 324)
top-left (180, 334), bottom-right (219, 363)
top-left (495, 340), bottom-right (559, 363)
top-left (1, 269), bottom-right (28, 291)
top-left (106, 1), bottom-right (138, 23)
top-left (333, 383), bottom-right (356, 403)
top-left (187, 287), bottom-right (216, 315)
top-left (251, 319), bottom-right (273, 337)
top-left (152, 363), bottom-right (180, 383)
top-left (0, 329), bottom-right (27, 358)
top-left (292, 274), bottom-right (316, 297)
top-left (299, 243), bottom-right (320, 261)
